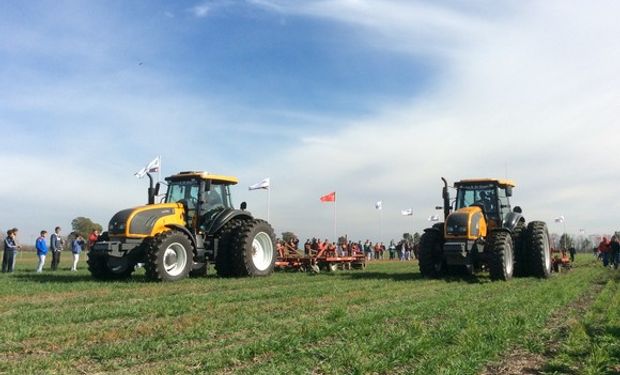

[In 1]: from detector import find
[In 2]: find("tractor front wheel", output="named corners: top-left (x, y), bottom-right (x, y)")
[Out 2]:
top-left (145, 231), bottom-right (193, 282)
top-left (418, 229), bottom-right (445, 278)
top-left (87, 253), bottom-right (134, 280)
top-left (488, 231), bottom-right (514, 281)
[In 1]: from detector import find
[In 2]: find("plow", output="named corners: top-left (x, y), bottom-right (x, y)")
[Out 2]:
top-left (276, 242), bottom-right (366, 273)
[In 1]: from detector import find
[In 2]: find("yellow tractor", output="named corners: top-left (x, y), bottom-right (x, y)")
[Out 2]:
top-left (88, 171), bottom-right (276, 281)
top-left (419, 177), bottom-right (552, 280)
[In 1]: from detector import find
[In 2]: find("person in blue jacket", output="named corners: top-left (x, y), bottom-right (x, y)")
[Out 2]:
top-left (35, 230), bottom-right (48, 273)
top-left (71, 234), bottom-right (85, 271)
top-left (2, 228), bottom-right (20, 273)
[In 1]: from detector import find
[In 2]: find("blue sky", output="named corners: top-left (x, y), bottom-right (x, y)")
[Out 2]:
top-left (1, 0), bottom-right (619, 244)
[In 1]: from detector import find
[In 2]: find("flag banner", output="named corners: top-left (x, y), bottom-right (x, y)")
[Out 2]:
top-left (401, 208), bottom-right (413, 216)
top-left (320, 192), bottom-right (336, 202)
top-left (135, 156), bottom-right (160, 178)
top-left (146, 156), bottom-right (160, 173)
top-left (375, 201), bottom-right (383, 210)
top-left (428, 215), bottom-right (439, 221)
top-left (249, 178), bottom-right (270, 190)
top-left (554, 216), bottom-right (565, 223)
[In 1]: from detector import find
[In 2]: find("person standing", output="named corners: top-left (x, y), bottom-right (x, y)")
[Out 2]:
top-left (49, 226), bottom-right (63, 271)
top-left (610, 236), bottom-right (620, 270)
top-left (2, 229), bottom-right (20, 273)
top-left (568, 246), bottom-right (576, 263)
top-left (71, 234), bottom-right (85, 271)
top-left (598, 237), bottom-right (610, 267)
top-left (87, 229), bottom-right (100, 250)
top-left (35, 230), bottom-right (49, 273)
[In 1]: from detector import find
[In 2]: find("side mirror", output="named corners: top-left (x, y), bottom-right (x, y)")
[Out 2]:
top-left (240, 202), bottom-right (247, 211)
top-left (155, 182), bottom-right (161, 196)
top-left (513, 206), bottom-right (522, 213)
top-left (506, 186), bottom-right (513, 197)
top-left (435, 206), bottom-right (443, 210)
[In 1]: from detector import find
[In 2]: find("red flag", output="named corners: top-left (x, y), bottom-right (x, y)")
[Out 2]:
top-left (320, 191), bottom-right (336, 202)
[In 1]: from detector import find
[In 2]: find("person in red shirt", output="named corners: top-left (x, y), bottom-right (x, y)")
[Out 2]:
top-left (598, 237), bottom-right (610, 267)
top-left (88, 230), bottom-right (100, 250)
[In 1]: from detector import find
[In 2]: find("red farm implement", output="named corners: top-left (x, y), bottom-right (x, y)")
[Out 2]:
top-left (276, 242), bottom-right (366, 273)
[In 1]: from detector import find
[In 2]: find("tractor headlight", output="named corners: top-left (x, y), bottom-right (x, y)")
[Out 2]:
top-left (446, 213), bottom-right (469, 236)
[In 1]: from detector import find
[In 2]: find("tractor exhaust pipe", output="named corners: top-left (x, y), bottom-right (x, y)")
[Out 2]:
top-left (441, 177), bottom-right (451, 221)
top-left (146, 173), bottom-right (160, 205)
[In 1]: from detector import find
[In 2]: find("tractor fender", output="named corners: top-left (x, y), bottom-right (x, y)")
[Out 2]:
top-left (502, 212), bottom-right (525, 232)
top-left (424, 222), bottom-right (445, 238)
top-left (164, 224), bottom-right (197, 251)
top-left (205, 208), bottom-right (254, 235)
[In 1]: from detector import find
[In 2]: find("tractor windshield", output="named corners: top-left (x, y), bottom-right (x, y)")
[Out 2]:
top-left (166, 180), bottom-right (200, 207)
top-left (456, 184), bottom-right (498, 218)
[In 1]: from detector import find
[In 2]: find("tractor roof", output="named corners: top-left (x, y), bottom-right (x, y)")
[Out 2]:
top-left (166, 171), bottom-right (239, 185)
top-left (455, 178), bottom-right (516, 188)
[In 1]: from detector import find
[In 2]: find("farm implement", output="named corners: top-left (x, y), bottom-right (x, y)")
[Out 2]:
top-left (276, 243), bottom-right (366, 272)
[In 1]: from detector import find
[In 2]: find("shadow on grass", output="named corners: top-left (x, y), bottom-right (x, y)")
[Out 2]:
top-left (334, 271), bottom-right (424, 282)
top-left (11, 272), bottom-right (150, 284)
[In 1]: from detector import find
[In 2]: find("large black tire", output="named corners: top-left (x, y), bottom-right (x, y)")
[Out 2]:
top-left (87, 253), bottom-right (134, 280)
top-left (526, 221), bottom-right (552, 278)
top-left (487, 230), bottom-right (514, 281)
top-left (215, 219), bottom-right (244, 277)
top-left (512, 220), bottom-right (528, 277)
top-left (418, 228), bottom-right (445, 278)
top-left (230, 219), bottom-right (276, 277)
top-left (145, 231), bottom-right (193, 282)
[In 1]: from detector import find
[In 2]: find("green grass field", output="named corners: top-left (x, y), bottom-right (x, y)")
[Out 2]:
top-left (0, 253), bottom-right (617, 374)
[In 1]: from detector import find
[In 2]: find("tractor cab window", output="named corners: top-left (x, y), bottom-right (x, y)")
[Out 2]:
top-left (497, 188), bottom-right (511, 218)
top-left (456, 185), bottom-right (498, 218)
top-left (166, 180), bottom-right (200, 210)
top-left (205, 183), bottom-right (233, 212)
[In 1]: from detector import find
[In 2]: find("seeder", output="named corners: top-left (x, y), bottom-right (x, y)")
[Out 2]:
top-left (276, 242), bottom-right (366, 273)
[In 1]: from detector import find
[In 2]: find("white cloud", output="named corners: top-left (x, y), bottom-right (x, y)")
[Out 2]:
top-left (238, 0), bottom-right (620, 240)
top-left (191, 3), bottom-right (211, 18)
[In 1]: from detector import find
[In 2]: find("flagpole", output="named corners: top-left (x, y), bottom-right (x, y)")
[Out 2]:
top-left (267, 185), bottom-right (271, 223)
top-left (158, 155), bottom-right (161, 184)
top-left (380, 208), bottom-right (383, 244)
top-left (333, 195), bottom-right (337, 242)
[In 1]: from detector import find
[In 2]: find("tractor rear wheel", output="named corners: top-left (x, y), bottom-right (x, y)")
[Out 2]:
top-left (145, 231), bottom-right (193, 282)
top-left (87, 253), bottom-right (134, 280)
top-left (231, 219), bottom-right (276, 277)
top-left (418, 229), bottom-right (445, 278)
top-left (488, 231), bottom-right (514, 281)
top-left (215, 219), bottom-right (244, 277)
top-left (526, 221), bottom-right (552, 278)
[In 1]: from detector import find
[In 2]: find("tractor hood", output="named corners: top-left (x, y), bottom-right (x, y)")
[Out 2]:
top-left (108, 203), bottom-right (184, 238)
top-left (445, 206), bottom-right (487, 240)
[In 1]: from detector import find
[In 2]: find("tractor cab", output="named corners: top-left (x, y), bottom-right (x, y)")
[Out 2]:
top-left (454, 179), bottom-right (515, 229)
top-left (164, 171), bottom-right (238, 231)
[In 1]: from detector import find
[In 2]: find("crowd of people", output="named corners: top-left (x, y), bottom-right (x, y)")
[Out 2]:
top-left (1, 227), bottom-right (100, 273)
top-left (596, 236), bottom-right (620, 269)
top-left (277, 237), bottom-right (419, 261)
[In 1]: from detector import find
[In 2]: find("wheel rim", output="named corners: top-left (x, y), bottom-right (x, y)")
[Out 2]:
top-left (163, 242), bottom-right (188, 276)
top-left (252, 232), bottom-right (273, 271)
top-left (543, 232), bottom-right (551, 271)
top-left (505, 242), bottom-right (514, 275)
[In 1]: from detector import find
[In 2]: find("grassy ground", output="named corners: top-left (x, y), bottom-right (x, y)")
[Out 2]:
top-left (0, 253), bottom-right (616, 374)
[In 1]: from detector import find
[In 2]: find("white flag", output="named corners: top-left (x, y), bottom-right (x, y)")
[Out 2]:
top-left (135, 156), bottom-right (160, 179)
top-left (554, 216), bottom-right (565, 223)
top-left (146, 156), bottom-right (160, 173)
top-left (428, 215), bottom-right (439, 222)
top-left (375, 201), bottom-right (383, 210)
top-left (401, 208), bottom-right (413, 216)
top-left (249, 177), bottom-right (270, 190)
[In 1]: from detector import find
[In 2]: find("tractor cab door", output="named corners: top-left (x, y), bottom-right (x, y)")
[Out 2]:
top-left (166, 179), bottom-right (200, 229)
top-left (199, 183), bottom-right (234, 226)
